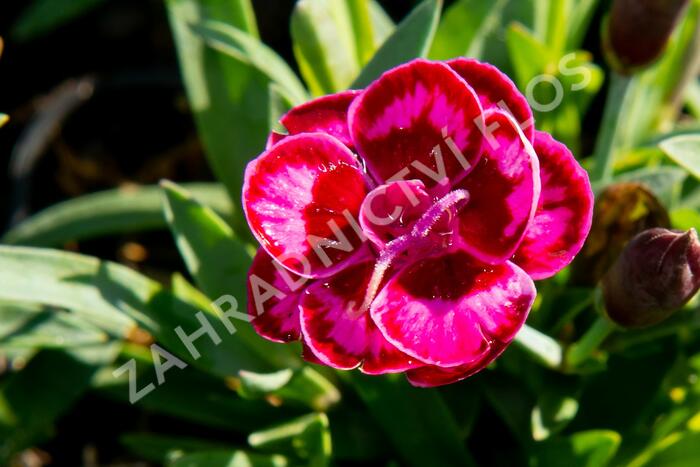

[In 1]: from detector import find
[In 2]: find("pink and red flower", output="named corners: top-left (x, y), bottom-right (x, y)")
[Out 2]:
top-left (242, 58), bottom-right (593, 387)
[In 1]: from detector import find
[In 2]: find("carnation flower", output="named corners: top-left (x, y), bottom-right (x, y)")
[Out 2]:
top-left (243, 58), bottom-right (593, 387)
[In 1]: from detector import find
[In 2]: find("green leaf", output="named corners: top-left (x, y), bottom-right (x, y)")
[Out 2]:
top-left (609, 166), bottom-right (688, 208)
top-left (531, 379), bottom-right (580, 441)
top-left (531, 430), bottom-right (621, 467)
top-left (2, 183), bottom-right (230, 247)
top-left (659, 134), bottom-right (700, 180)
top-left (161, 181), bottom-right (298, 369)
top-left (368, 1), bottom-right (395, 45)
top-left (192, 21), bottom-right (308, 105)
top-left (0, 245), bottom-right (270, 375)
top-left (165, 0), bottom-right (269, 210)
top-left (352, 0), bottom-right (442, 88)
top-left (0, 346), bottom-right (117, 462)
top-left (686, 79), bottom-right (700, 118)
top-left (429, 0), bottom-right (508, 61)
top-left (347, 0), bottom-right (376, 65)
top-left (249, 413), bottom-right (331, 467)
top-left (0, 301), bottom-right (108, 350)
top-left (0, 114), bottom-right (8, 128)
top-left (566, 0), bottom-right (601, 50)
top-left (291, 0), bottom-right (359, 95)
top-left (12, 0), bottom-right (108, 41)
top-left (121, 433), bottom-right (228, 464)
top-left (347, 373), bottom-right (476, 467)
top-left (98, 347), bottom-right (292, 433)
top-left (168, 450), bottom-right (289, 467)
top-left (513, 324), bottom-right (564, 369)
top-left (237, 367), bottom-right (340, 411)
top-left (505, 23), bottom-right (552, 90)
top-left (671, 208), bottom-right (700, 230)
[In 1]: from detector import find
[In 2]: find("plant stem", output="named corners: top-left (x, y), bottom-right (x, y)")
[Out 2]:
top-left (513, 324), bottom-right (564, 369)
top-left (566, 316), bottom-right (617, 368)
top-left (590, 71), bottom-right (634, 183)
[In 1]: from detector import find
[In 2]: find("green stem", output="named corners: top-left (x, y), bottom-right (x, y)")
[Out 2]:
top-left (513, 324), bottom-right (564, 369)
top-left (566, 316), bottom-right (617, 368)
top-left (591, 72), bottom-right (634, 183)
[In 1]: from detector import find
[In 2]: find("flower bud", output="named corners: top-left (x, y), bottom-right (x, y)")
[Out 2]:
top-left (604, 0), bottom-right (689, 74)
top-left (570, 183), bottom-right (670, 286)
top-left (603, 228), bottom-right (700, 328)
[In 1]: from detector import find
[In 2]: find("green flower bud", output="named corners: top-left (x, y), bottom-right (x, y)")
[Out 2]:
top-left (604, 0), bottom-right (690, 74)
top-left (603, 228), bottom-right (700, 328)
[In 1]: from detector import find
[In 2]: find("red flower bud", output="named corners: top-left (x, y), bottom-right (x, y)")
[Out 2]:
top-left (604, 0), bottom-right (690, 73)
top-left (603, 228), bottom-right (700, 328)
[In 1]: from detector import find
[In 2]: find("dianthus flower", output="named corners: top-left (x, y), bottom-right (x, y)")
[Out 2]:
top-left (243, 59), bottom-right (593, 386)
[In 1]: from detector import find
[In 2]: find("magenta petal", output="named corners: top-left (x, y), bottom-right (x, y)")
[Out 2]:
top-left (349, 59), bottom-right (483, 187)
top-left (359, 179), bottom-right (434, 248)
top-left (406, 342), bottom-right (507, 387)
top-left (456, 109), bottom-right (541, 264)
top-left (243, 133), bottom-right (369, 278)
top-left (513, 131), bottom-right (594, 280)
top-left (371, 250), bottom-right (536, 367)
top-left (448, 58), bottom-right (534, 142)
top-left (300, 260), bottom-right (423, 374)
top-left (247, 249), bottom-right (307, 343)
top-left (268, 90), bottom-right (360, 149)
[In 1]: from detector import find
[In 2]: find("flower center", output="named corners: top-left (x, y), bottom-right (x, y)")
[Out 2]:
top-left (347, 188), bottom-right (470, 318)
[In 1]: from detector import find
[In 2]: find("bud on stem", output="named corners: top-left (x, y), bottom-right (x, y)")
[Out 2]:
top-left (604, 0), bottom-right (690, 73)
top-left (603, 228), bottom-right (700, 328)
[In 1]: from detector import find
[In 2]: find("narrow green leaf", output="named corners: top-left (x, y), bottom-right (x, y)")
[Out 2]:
top-left (192, 21), bottom-right (308, 105)
top-left (291, 0), bottom-right (359, 95)
top-left (608, 166), bottom-right (688, 208)
top-left (531, 430), bottom-right (621, 467)
top-left (12, 0), bottom-right (107, 41)
top-left (0, 245), bottom-right (270, 375)
top-left (513, 324), bottom-right (564, 369)
top-left (347, 0), bottom-right (376, 64)
top-left (505, 23), bottom-right (552, 90)
top-left (348, 373), bottom-right (476, 467)
top-left (0, 301), bottom-right (108, 350)
top-left (98, 347), bottom-right (292, 433)
top-left (0, 346), bottom-right (117, 462)
top-left (121, 433), bottom-right (227, 465)
top-left (168, 450), bottom-right (289, 467)
top-left (238, 367), bottom-right (340, 411)
top-left (671, 208), bottom-right (700, 230)
top-left (161, 181), bottom-right (298, 369)
top-left (352, 0), bottom-right (442, 88)
top-left (2, 183), bottom-right (230, 247)
top-left (686, 79), bottom-right (700, 118)
top-left (429, 0), bottom-right (508, 61)
top-left (566, 0), bottom-right (600, 50)
top-left (368, 0), bottom-right (395, 45)
top-left (659, 134), bottom-right (700, 180)
top-left (165, 0), bottom-right (269, 208)
top-left (249, 413), bottom-right (331, 467)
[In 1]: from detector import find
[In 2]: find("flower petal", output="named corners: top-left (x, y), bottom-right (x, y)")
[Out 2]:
top-left (243, 133), bottom-right (370, 278)
top-left (513, 131), bottom-right (594, 279)
top-left (448, 58), bottom-right (534, 142)
top-left (267, 90), bottom-right (360, 149)
top-left (300, 260), bottom-right (422, 374)
top-left (349, 59), bottom-right (483, 187)
top-left (371, 250), bottom-right (536, 367)
top-left (406, 342), bottom-right (508, 387)
top-left (455, 109), bottom-right (541, 264)
top-left (247, 249), bottom-right (307, 343)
